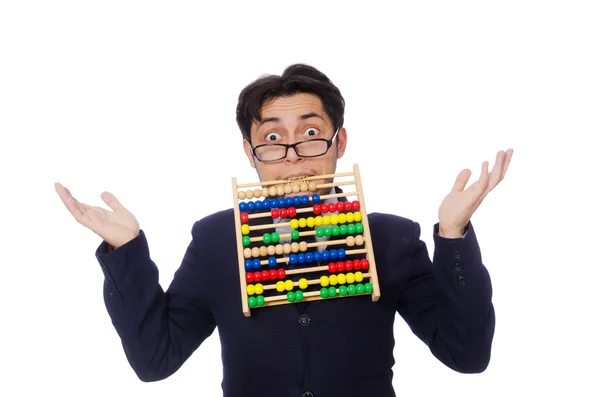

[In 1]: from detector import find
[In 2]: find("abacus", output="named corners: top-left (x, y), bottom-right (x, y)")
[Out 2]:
top-left (232, 164), bottom-right (380, 317)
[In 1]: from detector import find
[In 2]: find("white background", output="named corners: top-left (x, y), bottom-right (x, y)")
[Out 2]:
top-left (1, 1), bottom-right (599, 396)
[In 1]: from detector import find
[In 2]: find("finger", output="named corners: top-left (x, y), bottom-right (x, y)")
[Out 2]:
top-left (476, 161), bottom-right (490, 196)
top-left (101, 191), bottom-right (127, 212)
top-left (500, 148), bottom-right (514, 180)
top-left (55, 183), bottom-right (85, 221)
top-left (485, 151), bottom-right (506, 193)
top-left (451, 169), bottom-right (472, 193)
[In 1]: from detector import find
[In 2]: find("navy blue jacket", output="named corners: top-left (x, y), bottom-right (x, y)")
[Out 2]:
top-left (95, 193), bottom-right (495, 397)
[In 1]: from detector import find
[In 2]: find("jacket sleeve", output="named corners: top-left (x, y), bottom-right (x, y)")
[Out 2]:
top-left (394, 220), bottom-right (495, 373)
top-left (95, 220), bottom-right (216, 382)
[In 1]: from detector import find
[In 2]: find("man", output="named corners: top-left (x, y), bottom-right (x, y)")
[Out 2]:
top-left (55, 63), bottom-right (513, 397)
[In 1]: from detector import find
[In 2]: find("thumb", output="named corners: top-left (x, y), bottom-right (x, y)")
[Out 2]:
top-left (101, 191), bottom-right (126, 212)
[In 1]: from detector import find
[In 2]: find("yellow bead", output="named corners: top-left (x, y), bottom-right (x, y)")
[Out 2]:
top-left (299, 278), bottom-right (308, 289)
top-left (307, 217), bottom-right (315, 228)
top-left (290, 219), bottom-right (299, 229)
top-left (255, 283), bottom-right (264, 294)
top-left (285, 280), bottom-right (294, 291)
top-left (315, 216), bottom-right (323, 226)
top-left (346, 213), bottom-right (354, 223)
top-left (329, 274), bottom-right (338, 286)
top-left (354, 211), bottom-right (362, 222)
top-left (276, 281), bottom-right (285, 292)
top-left (337, 273), bottom-right (346, 284)
top-left (338, 213), bottom-right (346, 224)
top-left (320, 275), bottom-right (329, 287)
top-left (322, 215), bottom-right (330, 225)
top-left (355, 272), bottom-right (364, 282)
top-left (241, 224), bottom-right (250, 235)
top-left (247, 285), bottom-right (255, 295)
top-left (346, 272), bottom-right (355, 283)
top-left (299, 218), bottom-right (307, 228)
top-left (330, 214), bottom-right (338, 225)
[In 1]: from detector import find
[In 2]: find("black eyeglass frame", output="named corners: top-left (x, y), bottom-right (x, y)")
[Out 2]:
top-left (250, 128), bottom-right (340, 163)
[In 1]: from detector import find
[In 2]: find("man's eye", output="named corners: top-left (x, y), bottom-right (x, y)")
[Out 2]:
top-left (304, 127), bottom-right (319, 137)
top-left (266, 132), bottom-right (281, 141)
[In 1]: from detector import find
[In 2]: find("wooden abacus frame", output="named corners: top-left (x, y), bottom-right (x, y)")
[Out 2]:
top-left (232, 163), bottom-right (380, 317)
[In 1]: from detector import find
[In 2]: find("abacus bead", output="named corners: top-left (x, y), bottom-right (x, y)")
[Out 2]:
top-left (361, 259), bottom-right (370, 270)
top-left (330, 214), bottom-right (339, 225)
top-left (337, 273), bottom-right (346, 284)
top-left (346, 272), bottom-right (355, 283)
top-left (312, 194), bottom-right (320, 204)
top-left (347, 224), bottom-right (356, 234)
top-left (299, 218), bottom-right (307, 228)
top-left (287, 292), bottom-right (295, 302)
top-left (238, 191), bottom-right (246, 200)
top-left (277, 268), bottom-right (286, 279)
top-left (324, 227), bottom-right (331, 237)
top-left (247, 285), bottom-right (255, 295)
top-left (320, 203), bottom-right (328, 214)
top-left (299, 278), bottom-right (308, 289)
top-left (242, 236), bottom-right (251, 246)
top-left (292, 183), bottom-right (300, 193)
top-left (352, 200), bottom-right (360, 210)
top-left (354, 211), bottom-right (362, 222)
top-left (329, 274), bottom-right (338, 286)
top-left (356, 284), bottom-right (365, 294)
top-left (313, 204), bottom-right (322, 215)
top-left (353, 259), bottom-right (361, 271)
top-left (305, 252), bottom-right (314, 263)
top-left (289, 254), bottom-right (298, 265)
top-left (285, 280), bottom-right (294, 291)
top-left (251, 247), bottom-right (260, 257)
top-left (320, 288), bottom-right (329, 298)
top-left (322, 250), bottom-right (330, 260)
top-left (355, 272), bottom-right (364, 282)
top-left (288, 207), bottom-right (297, 217)
top-left (300, 182), bottom-right (308, 192)
top-left (315, 216), bottom-right (323, 226)
top-left (285, 197), bottom-right (293, 207)
top-left (254, 271), bottom-right (262, 281)
top-left (261, 270), bottom-right (270, 281)
top-left (328, 203), bottom-right (336, 213)
top-left (307, 217), bottom-right (315, 228)
top-left (248, 296), bottom-right (257, 308)
top-left (331, 225), bottom-right (340, 236)
top-left (253, 259), bottom-right (261, 270)
top-left (270, 198), bottom-right (278, 208)
top-left (291, 230), bottom-right (299, 240)
top-left (328, 286), bottom-right (337, 297)
top-left (283, 243), bottom-right (291, 254)
top-left (336, 261), bottom-right (345, 272)
top-left (336, 202), bottom-right (345, 212)
top-left (246, 272), bottom-right (254, 283)
top-left (346, 213), bottom-right (354, 223)
top-left (277, 198), bottom-right (286, 207)
top-left (295, 290), bottom-right (304, 301)
top-left (271, 232), bottom-right (280, 244)
top-left (344, 201), bottom-right (352, 211)
top-left (257, 295), bottom-right (265, 306)
top-left (278, 208), bottom-right (286, 218)
top-left (316, 227), bottom-right (325, 238)
top-left (355, 235), bottom-right (364, 246)
top-left (268, 257), bottom-right (277, 267)
top-left (365, 283), bottom-right (373, 293)
top-left (339, 285), bottom-right (348, 296)
top-left (347, 284), bottom-right (356, 295)
top-left (290, 219), bottom-right (299, 229)
top-left (241, 224), bottom-right (250, 235)
top-left (247, 201), bottom-right (255, 211)
top-left (328, 263), bottom-right (336, 273)
top-left (337, 249), bottom-right (346, 259)
top-left (297, 253), bottom-right (305, 264)
top-left (263, 233), bottom-right (272, 244)
top-left (239, 202), bottom-right (248, 212)
top-left (322, 216), bottom-right (331, 225)
top-left (309, 182), bottom-right (317, 191)
top-left (276, 281), bottom-right (285, 292)
top-left (313, 251), bottom-right (322, 261)
top-left (276, 186), bottom-right (285, 196)
top-left (291, 242), bottom-right (299, 253)
top-left (299, 241), bottom-right (307, 252)
top-left (284, 184), bottom-right (293, 194)
top-left (330, 249), bottom-right (338, 260)
top-left (346, 236), bottom-right (356, 247)
top-left (244, 190), bottom-right (254, 199)
top-left (345, 261), bottom-right (353, 272)
top-left (293, 196), bottom-right (301, 206)
top-left (259, 246), bottom-right (268, 256)
top-left (355, 223), bottom-right (364, 233)
top-left (301, 195), bottom-right (309, 205)
top-left (269, 270), bottom-right (278, 280)
top-left (275, 244), bottom-right (284, 255)
top-left (262, 187), bottom-right (269, 197)
top-left (240, 212), bottom-right (249, 223)
top-left (254, 189), bottom-right (262, 198)
top-left (255, 283), bottom-right (264, 294)
top-left (267, 245), bottom-right (275, 256)
top-left (269, 186), bottom-right (277, 196)
top-left (245, 259), bottom-right (253, 271)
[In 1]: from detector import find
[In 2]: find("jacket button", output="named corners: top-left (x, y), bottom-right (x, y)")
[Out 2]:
top-left (299, 314), bottom-right (310, 327)
top-left (454, 262), bottom-right (462, 272)
top-left (454, 249), bottom-right (462, 259)
top-left (302, 392), bottom-right (314, 397)
top-left (457, 276), bottom-right (466, 285)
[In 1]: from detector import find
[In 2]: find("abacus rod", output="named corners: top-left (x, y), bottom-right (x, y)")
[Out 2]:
top-left (236, 172), bottom-right (355, 188)
top-left (262, 290), bottom-right (372, 305)
top-left (261, 272), bottom-right (373, 290)
top-left (246, 192), bottom-right (359, 219)
top-left (232, 177), bottom-right (251, 317)
top-left (248, 248), bottom-right (369, 266)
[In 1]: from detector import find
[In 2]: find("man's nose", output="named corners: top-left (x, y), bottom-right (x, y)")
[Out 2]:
top-left (284, 145), bottom-right (303, 162)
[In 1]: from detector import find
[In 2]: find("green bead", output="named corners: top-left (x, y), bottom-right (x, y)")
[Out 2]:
top-left (328, 286), bottom-right (337, 297)
top-left (271, 232), bottom-right (280, 243)
top-left (331, 225), bottom-right (340, 236)
top-left (320, 288), bottom-right (329, 298)
top-left (324, 227), bottom-right (332, 237)
top-left (355, 223), bottom-right (364, 233)
top-left (242, 236), bottom-right (251, 246)
top-left (339, 225), bottom-right (348, 235)
top-left (356, 283), bottom-right (365, 294)
top-left (263, 233), bottom-right (271, 244)
top-left (316, 227), bottom-right (325, 238)
top-left (364, 283), bottom-right (373, 293)
top-left (248, 296), bottom-right (257, 308)
top-left (339, 285), bottom-right (348, 296)
top-left (291, 230), bottom-right (299, 240)
top-left (257, 295), bottom-right (265, 306)
top-left (348, 284), bottom-right (356, 295)
top-left (287, 291), bottom-right (295, 302)
top-left (347, 224), bottom-right (356, 234)
top-left (295, 290), bottom-right (304, 301)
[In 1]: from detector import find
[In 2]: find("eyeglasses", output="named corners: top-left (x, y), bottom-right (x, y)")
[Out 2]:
top-left (250, 128), bottom-right (340, 162)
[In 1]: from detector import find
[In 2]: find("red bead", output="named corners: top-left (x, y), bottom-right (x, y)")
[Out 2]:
top-left (361, 259), bottom-right (369, 270)
top-left (345, 260), bottom-right (353, 272)
top-left (279, 208), bottom-right (287, 218)
top-left (277, 268), bottom-right (286, 279)
top-left (328, 203), bottom-right (336, 213)
top-left (313, 204), bottom-right (321, 215)
top-left (321, 203), bottom-right (328, 214)
top-left (262, 270), bottom-right (270, 281)
top-left (336, 261), bottom-right (345, 272)
top-left (246, 272), bottom-right (254, 283)
top-left (328, 263), bottom-right (336, 273)
top-left (269, 269), bottom-right (278, 280)
top-left (344, 201), bottom-right (352, 211)
top-left (353, 259), bottom-right (361, 271)
top-left (254, 271), bottom-right (262, 282)
top-left (336, 202), bottom-right (344, 212)
top-left (271, 209), bottom-right (279, 219)
top-left (288, 207), bottom-right (297, 217)
top-left (352, 200), bottom-right (360, 210)
top-left (240, 212), bottom-right (249, 223)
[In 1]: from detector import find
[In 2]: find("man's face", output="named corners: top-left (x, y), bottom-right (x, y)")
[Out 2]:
top-left (243, 93), bottom-right (347, 196)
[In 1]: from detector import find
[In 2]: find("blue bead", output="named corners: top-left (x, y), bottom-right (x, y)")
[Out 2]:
top-left (330, 250), bottom-right (338, 260)
top-left (293, 196), bottom-right (301, 206)
top-left (289, 254), bottom-right (298, 265)
top-left (254, 200), bottom-right (263, 210)
top-left (301, 195), bottom-right (309, 205)
top-left (298, 253), bottom-right (305, 264)
top-left (313, 251), bottom-right (322, 261)
top-left (285, 197), bottom-right (294, 207)
top-left (270, 198), bottom-right (278, 208)
top-left (337, 249), bottom-right (346, 259)
top-left (305, 252), bottom-right (314, 263)
top-left (247, 201), bottom-right (255, 211)
top-left (312, 194), bottom-right (320, 204)
top-left (278, 198), bottom-right (286, 207)
top-left (245, 259), bottom-right (253, 271)
top-left (253, 259), bottom-right (261, 270)
top-left (268, 257), bottom-right (277, 267)
top-left (322, 250), bottom-right (330, 260)
top-left (239, 202), bottom-right (247, 212)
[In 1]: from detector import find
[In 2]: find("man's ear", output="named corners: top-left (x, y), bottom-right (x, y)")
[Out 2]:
top-left (336, 127), bottom-right (348, 159)
top-left (243, 140), bottom-right (256, 169)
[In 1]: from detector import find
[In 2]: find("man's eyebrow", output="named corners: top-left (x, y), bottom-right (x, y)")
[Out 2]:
top-left (257, 112), bottom-right (324, 127)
